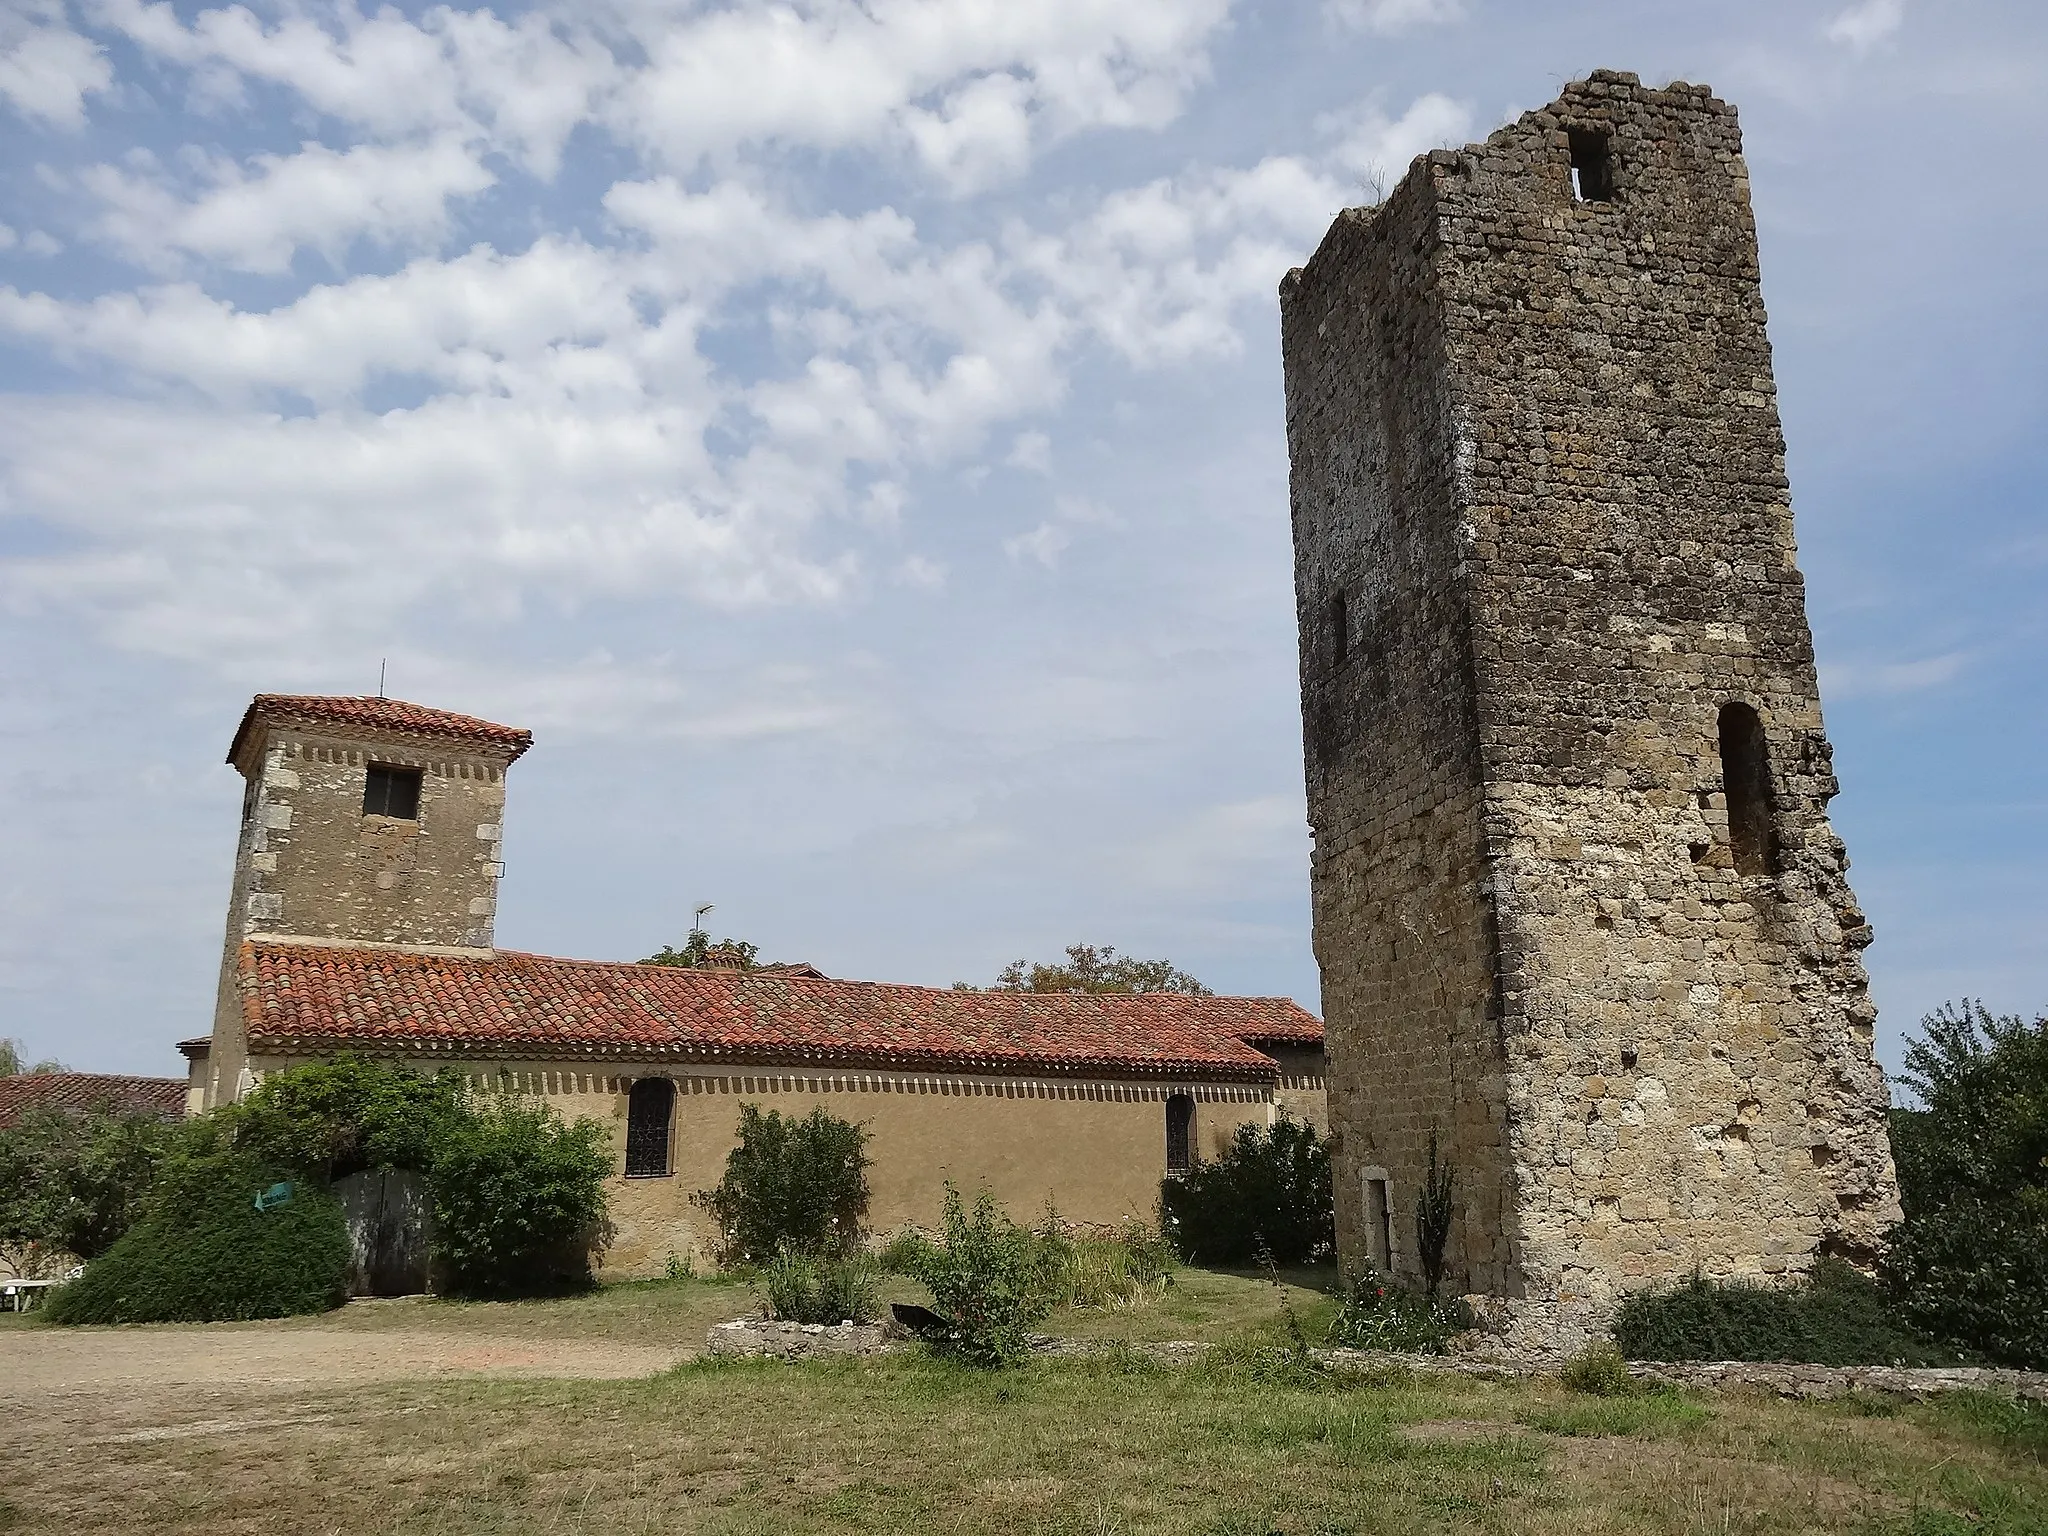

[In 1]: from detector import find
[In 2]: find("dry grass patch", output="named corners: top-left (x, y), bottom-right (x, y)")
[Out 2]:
top-left (5, 1350), bottom-right (2045, 1535)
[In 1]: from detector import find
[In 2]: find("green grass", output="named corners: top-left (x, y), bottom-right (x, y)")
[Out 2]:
top-left (8, 1346), bottom-right (2045, 1534)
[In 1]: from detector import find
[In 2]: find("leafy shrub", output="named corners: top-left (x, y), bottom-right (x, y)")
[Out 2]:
top-left (910, 1184), bottom-right (1056, 1367)
top-left (1038, 1219), bottom-right (1177, 1311)
top-left (1883, 1197), bottom-right (2048, 1370)
top-left (1324, 1265), bottom-right (1474, 1354)
top-left (1413, 1129), bottom-right (1456, 1297)
top-left (875, 1226), bottom-right (938, 1276)
top-left (224, 1056), bottom-right (466, 1180)
top-left (1560, 1341), bottom-right (1639, 1396)
top-left (1159, 1115), bottom-right (1333, 1266)
top-left (1612, 1260), bottom-right (1961, 1366)
top-left (696, 1104), bottom-right (871, 1265)
top-left (0, 1102), bottom-right (177, 1262)
top-left (760, 1242), bottom-right (882, 1324)
top-left (428, 1095), bottom-right (614, 1298)
top-left (1882, 1001), bottom-right (2048, 1369)
top-left (48, 1148), bottom-right (349, 1324)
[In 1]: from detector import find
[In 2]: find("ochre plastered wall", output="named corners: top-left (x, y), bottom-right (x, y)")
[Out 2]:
top-left (246, 1056), bottom-right (1278, 1276)
top-left (1282, 73), bottom-right (1897, 1333)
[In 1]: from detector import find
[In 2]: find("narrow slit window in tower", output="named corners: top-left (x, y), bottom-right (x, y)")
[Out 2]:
top-left (1165, 1093), bottom-right (1195, 1173)
top-left (1330, 589), bottom-right (1348, 667)
top-left (1718, 702), bottom-right (1780, 878)
top-left (625, 1077), bottom-right (675, 1177)
top-left (362, 764), bottom-right (423, 820)
top-left (1568, 127), bottom-right (1615, 202)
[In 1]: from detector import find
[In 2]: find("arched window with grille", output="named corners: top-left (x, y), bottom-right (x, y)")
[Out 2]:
top-left (625, 1077), bottom-right (675, 1178)
top-left (1165, 1094), bottom-right (1196, 1173)
top-left (1717, 702), bottom-right (1779, 878)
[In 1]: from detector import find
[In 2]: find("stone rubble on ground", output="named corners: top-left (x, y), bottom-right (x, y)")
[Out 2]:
top-left (704, 1319), bottom-right (2048, 1400)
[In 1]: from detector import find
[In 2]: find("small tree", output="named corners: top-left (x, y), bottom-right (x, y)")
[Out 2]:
top-left (964, 944), bottom-right (1213, 996)
top-left (0, 1102), bottom-right (178, 1264)
top-left (911, 1184), bottom-right (1056, 1367)
top-left (1881, 1000), bottom-right (2048, 1368)
top-left (1159, 1116), bottom-right (1333, 1266)
top-left (0, 1038), bottom-right (70, 1075)
top-left (428, 1095), bottom-right (614, 1298)
top-left (696, 1104), bottom-right (871, 1264)
top-left (642, 928), bottom-right (761, 970)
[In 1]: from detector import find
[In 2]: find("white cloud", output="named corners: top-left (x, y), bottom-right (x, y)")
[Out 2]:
top-left (1007, 431), bottom-right (1052, 473)
top-left (1123, 796), bottom-right (1307, 898)
top-left (1003, 521), bottom-right (1072, 567)
top-left (82, 136), bottom-right (496, 274)
top-left (1825, 0), bottom-right (1906, 53)
top-left (609, 0), bottom-right (1231, 189)
top-left (1321, 92), bottom-right (1473, 195)
top-left (1818, 650), bottom-right (1967, 699)
top-left (1325, 0), bottom-right (1465, 37)
top-left (0, 7), bottom-right (112, 129)
top-left (896, 555), bottom-right (947, 590)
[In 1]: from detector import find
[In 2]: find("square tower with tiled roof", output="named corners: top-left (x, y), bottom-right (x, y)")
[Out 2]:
top-left (200, 694), bottom-right (532, 1105)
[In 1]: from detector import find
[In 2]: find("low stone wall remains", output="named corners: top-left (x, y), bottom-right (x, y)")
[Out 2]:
top-left (704, 1318), bottom-right (2048, 1401)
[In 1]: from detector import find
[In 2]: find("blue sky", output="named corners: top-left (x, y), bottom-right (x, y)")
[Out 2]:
top-left (0, 0), bottom-right (2041, 1080)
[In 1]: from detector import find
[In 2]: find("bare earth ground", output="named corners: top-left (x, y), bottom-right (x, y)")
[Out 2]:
top-left (2, 1273), bottom-right (2043, 1535)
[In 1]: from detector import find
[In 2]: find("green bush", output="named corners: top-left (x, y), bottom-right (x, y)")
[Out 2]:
top-left (1560, 1341), bottom-right (1639, 1396)
top-left (1038, 1218), bottom-right (1177, 1311)
top-left (428, 1095), bottom-right (614, 1298)
top-left (224, 1056), bottom-right (466, 1180)
top-left (0, 1102), bottom-right (177, 1262)
top-left (696, 1104), bottom-right (872, 1264)
top-left (1882, 1001), bottom-right (2048, 1369)
top-left (1883, 1197), bottom-right (2048, 1370)
top-left (911, 1184), bottom-right (1056, 1367)
top-left (875, 1226), bottom-right (938, 1276)
top-left (1612, 1260), bottom-right (1961, 1366)
top-left (1324, 1265), bottom-right (1474, 1354)
top-left (760, 1242), bottom-right (882, 1324)
top-left (48, 1148), bottom-right (349, 1324)
top-left (1159, 1115), bottom-right (1333, 1266)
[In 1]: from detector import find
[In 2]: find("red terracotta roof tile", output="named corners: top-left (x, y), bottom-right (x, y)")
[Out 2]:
top-left (0, 1074), bottom-right (187, 1128)
top-left (228, 694), bottom-right (532, 765)
top-left (239, 942), bottom-right (1320, 1082)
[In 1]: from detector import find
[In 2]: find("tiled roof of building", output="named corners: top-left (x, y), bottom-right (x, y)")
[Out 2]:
top-left (228, 694), bottom-right (533, 765)
top-left (0, 1073), bottom-right (187, 1128)
top-left (238, 941), bottom-right (1320, 1082)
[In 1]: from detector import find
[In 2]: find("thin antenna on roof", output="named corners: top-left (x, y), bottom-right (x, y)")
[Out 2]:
top-left (377, 659), bottom-right (386, 699)
top-left (693, 902), bottom-right (714, 932)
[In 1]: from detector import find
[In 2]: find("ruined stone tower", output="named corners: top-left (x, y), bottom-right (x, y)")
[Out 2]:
top-left (199, 695), bottom-right (532, 1106)
top-left (1280, 72), bottom-right (1898, 1332)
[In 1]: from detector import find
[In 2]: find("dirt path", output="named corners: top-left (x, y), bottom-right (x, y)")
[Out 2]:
top-left (0, 1323), bottom-right (684, 1400)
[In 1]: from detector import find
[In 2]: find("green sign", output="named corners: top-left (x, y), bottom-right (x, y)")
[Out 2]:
top-left (254, 1181), bottom-right (294, 1213)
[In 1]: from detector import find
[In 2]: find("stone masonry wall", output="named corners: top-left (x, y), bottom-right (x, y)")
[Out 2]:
top-left (1283, 72), bottom-right (1897, 1330)
top-left (204, 721), bottom-right (518, 1108)
top-left (1281, 167), bottom-right (1518, 1297)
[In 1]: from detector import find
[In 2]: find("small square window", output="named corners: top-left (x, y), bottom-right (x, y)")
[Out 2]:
top-left (363, 764), bottom-right (422, 820)
top-left (1568, 127), bottom-right (1615, 202)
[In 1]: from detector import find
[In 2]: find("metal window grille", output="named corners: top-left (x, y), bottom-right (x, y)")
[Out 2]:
top-left (362, 764), bottom-right (423, 820)
top-left (625, 1078), bottom-right (674, 1177)
top-left (1165, 1094), bottom-right (1195, 1173)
